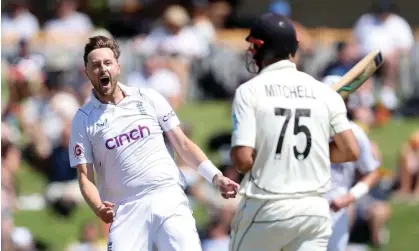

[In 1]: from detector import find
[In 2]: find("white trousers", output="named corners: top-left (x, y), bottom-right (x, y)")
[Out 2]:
top-left (229, 196), bottom-right (332, 251)
top-left (107, 186), bottom-right (202, 251)
top-left (327, 209), bottom-right (349, 251)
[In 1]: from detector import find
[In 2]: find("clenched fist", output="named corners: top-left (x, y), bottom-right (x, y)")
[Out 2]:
top-left (213, 174), bottom-right (240, 199)
top-left (95, 201), bottom-right (115, 223)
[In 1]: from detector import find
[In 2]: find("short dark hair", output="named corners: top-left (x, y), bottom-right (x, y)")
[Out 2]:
top-left (83, 36), bottom-right (120, 66)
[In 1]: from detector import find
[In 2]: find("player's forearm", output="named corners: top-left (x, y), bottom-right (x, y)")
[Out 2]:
top-left (176, 138), bottom-right (222, 183)
top-left (78, 175), bottom-right (103, 215)
top-left (167, 127), bottom-right (222, 183)
top-left (348, 170), bottom-right (381, 200)
top-left (232, 158), bottom-right (253, 174)
top-left (176, 138), bottom-right (208, 168)
top-left (230, 147), bottom-right (254, 174)
top-left (359, 169), bottom-right (381, 189)
top-left (329, 141), bottom-right (348, 163)
top-left (329, 141), bottom-right (358, 163)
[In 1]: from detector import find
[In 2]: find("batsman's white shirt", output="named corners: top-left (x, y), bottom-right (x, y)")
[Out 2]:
top-left (325, 121), bottom-right (380, 251)
top-left (69, 84), bottom-right (201, 251)
top-left (229, 60), bottom-right (351, 251)
top-left (69, 84), bottom-right (184, 203)
top-left (232, 60), bottom-right (351, 201)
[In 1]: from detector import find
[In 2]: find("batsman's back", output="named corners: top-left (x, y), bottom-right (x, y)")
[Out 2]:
top-left (232, 63), bottom-right (348, 200)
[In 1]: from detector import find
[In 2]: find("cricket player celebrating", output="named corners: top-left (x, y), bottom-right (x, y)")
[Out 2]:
top-left (229, 13), bottom-right (360, 251)
top-left (69, 36), bottom-right (239, 251)
top-left (322, 75), bottom-right (381, 251)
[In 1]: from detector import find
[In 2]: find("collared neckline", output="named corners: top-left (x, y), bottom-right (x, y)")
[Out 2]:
top-left (90, 82), bottom-right (134, 108)
top-left (259, 60), bottom-right (296, 74)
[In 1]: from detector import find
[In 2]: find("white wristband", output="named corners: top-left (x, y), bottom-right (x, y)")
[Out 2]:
top-left (198, 160), bottom-right (222, 183)
top-left (349, 182), bottom-right (369, 200)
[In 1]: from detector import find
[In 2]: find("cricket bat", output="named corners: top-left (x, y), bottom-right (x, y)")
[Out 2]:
top-left (332, 49), bottom-right (384, 99)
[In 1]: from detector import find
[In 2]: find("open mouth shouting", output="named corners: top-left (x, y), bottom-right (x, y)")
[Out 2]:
top-left (99, 75), bottom-right (111, 87)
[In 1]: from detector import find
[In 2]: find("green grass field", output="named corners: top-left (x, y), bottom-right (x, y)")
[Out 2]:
top-left (13, 101), bottom-right (419, 250)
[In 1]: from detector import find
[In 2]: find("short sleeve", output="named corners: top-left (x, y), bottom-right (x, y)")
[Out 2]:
top-left (352, 124), bottom-right (380, 174)
top-left (328, 91), bottom-right (351, 136)
top-left (231, 86), bottom-right (256, 148)
top-left (146, 88), bottom-right (180, 132)
top-left (69, 111), bottom-right (93, 167)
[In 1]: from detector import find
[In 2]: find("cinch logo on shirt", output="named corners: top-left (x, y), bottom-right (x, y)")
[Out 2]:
top-left (105, 125), bottom-right (151, 150)
top-left (162, 110), bottom-right (176, 122)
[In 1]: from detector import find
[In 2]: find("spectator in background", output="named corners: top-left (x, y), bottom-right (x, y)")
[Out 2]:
top-left (135, 5), bottom-right (208, 100)
top-left (353, 0), bottom-right (415, 112)
top-left (45, 120), bottom-right (84, 217)
top-left (2, 127), bottom-right (43, 251)
top-left (1, 135), bottom-right (21, 182)
top-left (2, 45), bottom-right (45, 146)
top-left (6, 39), bottom-right (45, 91)
top-left (127, 55), bottom-right (182, 110)
top-left (207, 0), bottom-right (232, 30)
top-left (44, 0), bottom-right (93, 37)
top-left (1, 135), bottom-right (21, 251)
top-left (0, 129), bottom-right (41, 250)
top-left (322, 40), bottom-right (360, 78)
top-left (7, 39), bottom-right (45, 69)
top-left (43, 0), bottom-right (93, 70)
top-left (192, 3), bottom-right (252, 100)
top-left (1, 0), bottom-right (40, 40)
top-left (20, 78), bottom-right (80, 175)
top-left (66, 221), bottom-right (106, 251)
top-left (191, 0), bottom-right (217, 44)
top-left (137, 5), bottom-right (209, 60)
top-left (393, 130), bottom-right (419, 200)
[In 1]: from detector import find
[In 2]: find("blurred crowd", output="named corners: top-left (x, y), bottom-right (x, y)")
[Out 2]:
top-left (1, 0), bottom-right (419, 250)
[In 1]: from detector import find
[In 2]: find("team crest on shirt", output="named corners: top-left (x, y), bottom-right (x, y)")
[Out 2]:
top-left (96, 118), bottom-right (108, 128)
top-left (74, 144), bottom-right (84, 159)
top-left (107, 241), bottom-right (113, 251)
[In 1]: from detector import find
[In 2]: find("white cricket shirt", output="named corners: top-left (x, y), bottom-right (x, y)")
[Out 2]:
top-left (69, 84), bottom-right (184, 203)
top-left (232, 60), bottom-right (351, 200)
top-left (324, 121), bottom-right (380, 202)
